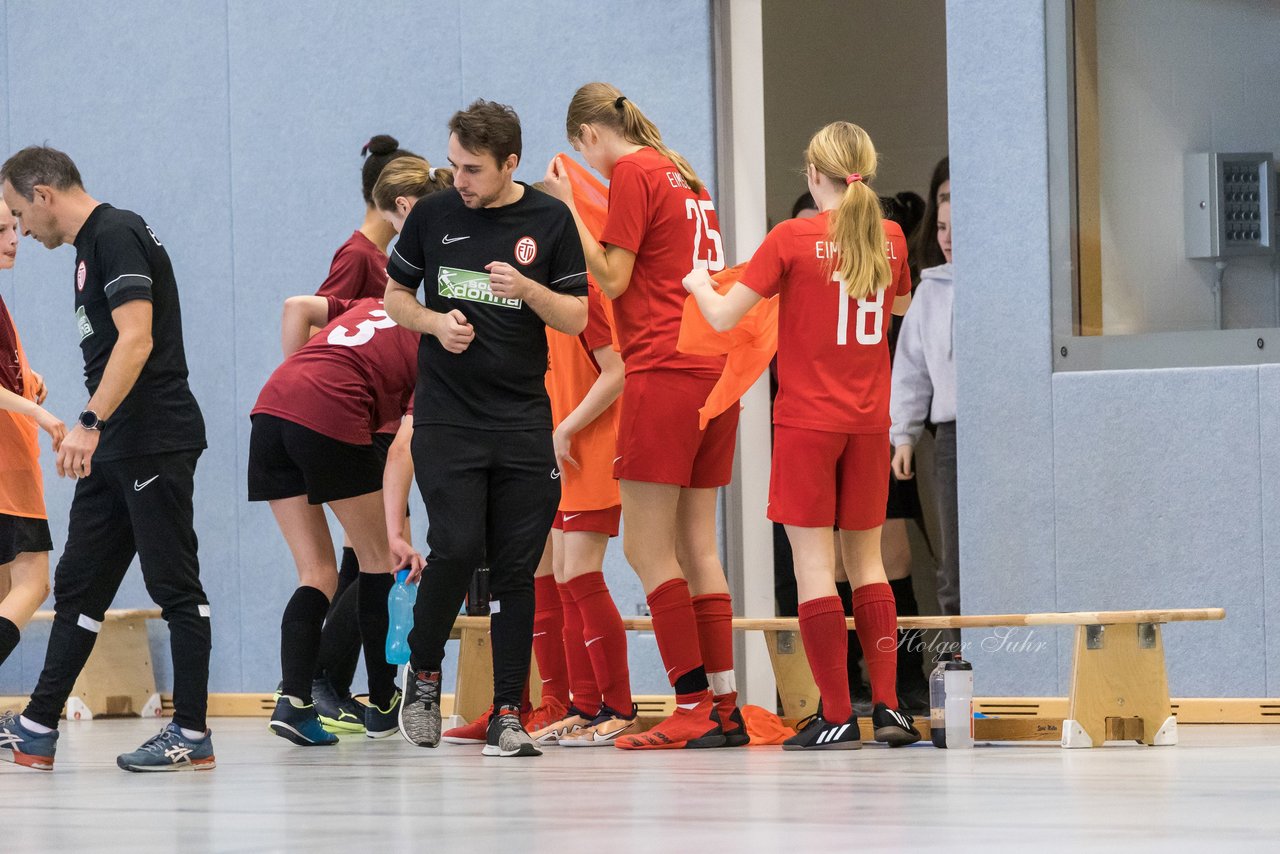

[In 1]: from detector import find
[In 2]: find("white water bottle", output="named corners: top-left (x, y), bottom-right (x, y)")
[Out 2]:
top-left (943, 656), bottom-right (974, 749)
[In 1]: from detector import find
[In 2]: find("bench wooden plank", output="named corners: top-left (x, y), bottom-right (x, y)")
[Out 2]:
top-left (31, 608), bottom-right (164, 623)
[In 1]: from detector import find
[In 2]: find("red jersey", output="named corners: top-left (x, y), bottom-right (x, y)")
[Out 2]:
top-left (315, 231), bottom-right (388, 300)
top-left (740, 213), bottom-right (912, 433)
top-left (546, 284), bottom-right (620, 511)
top-left (601, 147), bottom-right (726, 378)
top-left (252, 297), bottom-right (417, 445)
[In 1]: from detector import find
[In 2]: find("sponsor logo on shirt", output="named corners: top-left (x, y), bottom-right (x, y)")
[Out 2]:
top-left (436, 266), bottom-right (522, 310)
top-left (514, 236), bottom-right (538, 265)
top-left (75, 306), bottom-right (94, 341)
top-left (76, 261), bottom-right (87, 292)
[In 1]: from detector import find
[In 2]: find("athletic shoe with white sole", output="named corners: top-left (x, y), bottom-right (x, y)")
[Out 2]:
top-left (117, 722), bottom-right (217, 771)
top-left (482, 705), bottom-right (542, 757)
top-left (872, 702), bottom-right (922, 746)
top-left (269, 696), bottom-right (339, 746)
top-left (783, 713), bottom-right (862, 751)
top-left (399, 665), bottom-right (442, 748)
top-left (529, 705), bottom-right (594, 745)
top-left (365, 691), bottom-right (402, 739)
top-left (559, 704), bottom-right (640, 747)
top-left (0, 711), bottom-right (57, 771)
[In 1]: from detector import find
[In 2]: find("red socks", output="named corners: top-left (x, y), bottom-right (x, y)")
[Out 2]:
top-left (647, 578), bottom-right (707, 705)
top-left (691, 593), bottom-right (736, 704)
top-left (557, 582), bottom-right (600, 711)
top-left (853, 582), bottom-right (899, 708)
top-left (532, 574), bottom-right (570, 707)
top-left (566, 572), bottom-right (633, 713)
top-left (798, 596), bottom-right (852, 722)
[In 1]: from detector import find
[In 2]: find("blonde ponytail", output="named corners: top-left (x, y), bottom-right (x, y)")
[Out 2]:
top-left (806, 123), bottom-right (891, 300)
top-left (565, 82), bottom-right (704, 194)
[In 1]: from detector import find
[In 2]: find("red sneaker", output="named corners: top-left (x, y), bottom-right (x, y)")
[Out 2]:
top-left (442, 706), bottom-right (492, 744)
top-left (615, 698), bottom-right (725, 750)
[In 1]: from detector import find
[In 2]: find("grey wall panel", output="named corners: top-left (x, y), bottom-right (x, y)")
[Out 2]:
top-left (1052, 367), bottom-right (1263, 696)
top-left (946, 0), bottom-right (1059, 694)
top-left (4, 0), bottom-right (238, 691)
top-left (1259, 365), bottom-right (1280, 695)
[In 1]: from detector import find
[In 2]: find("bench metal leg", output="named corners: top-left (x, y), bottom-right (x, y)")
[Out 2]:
top-left (1062, 622), bottom-right (1175, 748)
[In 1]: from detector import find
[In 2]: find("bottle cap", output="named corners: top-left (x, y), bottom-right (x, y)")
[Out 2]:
top-left (396, 568), bottom-right (411, 584)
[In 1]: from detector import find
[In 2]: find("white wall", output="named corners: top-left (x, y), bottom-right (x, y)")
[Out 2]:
top-left (1097, 0), bottom-right (1280, 334)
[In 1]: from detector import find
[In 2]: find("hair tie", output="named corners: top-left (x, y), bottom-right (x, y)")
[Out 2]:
top-left (614, 96), bottom-right (627, 109)
top-left (428, 166), bottom-right (437, 181)
top-left (361, 139), bottom-right (372, 157)
top-left (845, 173), bottom-right (862, 185)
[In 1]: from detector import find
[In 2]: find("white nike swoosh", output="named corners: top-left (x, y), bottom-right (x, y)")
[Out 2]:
top-left (134, 475), bottom-right (160, 491)
top-left (441, 234), bottom-right (470, 244)
top-left (666, 666), bottom-right (678, 677)
top-left (586, 636), bottom-right (603, 647)
top-left (612, 456), bottom-right (622, 463)
top-left (533, 632), bottom-right (547, 637)
top-left (541, 677), bottom-right (553, 683)
top-left (562, 513), bottom-right (581, 522)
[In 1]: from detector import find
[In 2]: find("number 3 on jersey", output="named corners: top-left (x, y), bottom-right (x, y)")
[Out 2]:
top-left (685, 199), bottom-right (725, 272)
top-left (328, 310), bottom-right (398, 347)
top-left (834, 275), bottom-right (884, 346)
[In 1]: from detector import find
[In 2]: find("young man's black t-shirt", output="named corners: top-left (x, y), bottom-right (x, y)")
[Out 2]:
top-left (73, 204), bottom-right (206, 462)
top-left (386, 184), bottom-right (588, 431)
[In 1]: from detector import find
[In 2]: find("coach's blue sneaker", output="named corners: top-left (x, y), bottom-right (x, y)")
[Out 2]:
top-left (116, 722), bottom-right (216, 772)
top-left (0, 711), bottom-right (58, 771)
top-left (269, 696), bottom-right (339, 746)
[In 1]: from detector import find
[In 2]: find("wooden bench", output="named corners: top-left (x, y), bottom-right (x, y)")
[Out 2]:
top-left (4, 609), bottom-right (166, 720)
top-left (453, 608), bottom-right (1225, 748)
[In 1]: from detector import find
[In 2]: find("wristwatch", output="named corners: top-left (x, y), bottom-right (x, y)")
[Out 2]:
top-left (78, 409), bottom-right (107, 431)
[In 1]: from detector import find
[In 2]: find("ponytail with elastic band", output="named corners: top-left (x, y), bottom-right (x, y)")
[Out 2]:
top-left (845, 173), bottom-right (863, 185)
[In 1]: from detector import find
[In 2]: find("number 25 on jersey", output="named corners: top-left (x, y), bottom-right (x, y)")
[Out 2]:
top-left (834, 275), bottom-right (884, 346)
top-left (685, 199), bottom-right (725, 272)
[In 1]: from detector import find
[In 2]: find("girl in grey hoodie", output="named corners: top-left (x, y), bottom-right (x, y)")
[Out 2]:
top-left (890, 201), bottom-right (960, 626)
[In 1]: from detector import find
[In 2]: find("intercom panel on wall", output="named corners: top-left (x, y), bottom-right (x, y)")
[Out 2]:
top-left (1184, 152), bottom-right (1275, 259)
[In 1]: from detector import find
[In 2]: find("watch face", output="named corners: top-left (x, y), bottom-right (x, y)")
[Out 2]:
top-left (79, 410), bottom-right (98, 430)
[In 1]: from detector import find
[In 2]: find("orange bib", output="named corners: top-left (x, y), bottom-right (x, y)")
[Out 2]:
top-left (0, 321), bottom-right (47, 520)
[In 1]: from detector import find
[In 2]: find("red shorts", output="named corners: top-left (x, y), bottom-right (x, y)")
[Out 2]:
top-left (553, 506), bottom-right (621, 537)
top-left (768, 426), bottom-right (889, 531)
top-left (614, 370), bottom-right (739, 488)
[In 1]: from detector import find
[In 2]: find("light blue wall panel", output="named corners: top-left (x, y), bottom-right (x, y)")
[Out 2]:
top-left (1259, 365), bottom-right (1280, 695)
top-left (946, 0), bottom-right (1059, 694)
top-left (459, 0), bottom-right (717, 199)
top-left (1052, 367), bottom-right (1263, 696)
top-left (3, 0), bottom-right (238, 692)
top-left (226, 0), bottom-right (466, 691)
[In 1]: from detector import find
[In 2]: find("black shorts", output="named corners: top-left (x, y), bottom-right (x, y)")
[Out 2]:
top-left (885, 470), bottom-right (922, 520)
top-left (0, 513), bottom-right (54, 565)
top-left (248, 414), bottom-right (383, 504)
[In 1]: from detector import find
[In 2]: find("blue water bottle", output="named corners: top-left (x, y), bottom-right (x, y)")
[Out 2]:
top-left (385, 568), bottom-right (417, 666)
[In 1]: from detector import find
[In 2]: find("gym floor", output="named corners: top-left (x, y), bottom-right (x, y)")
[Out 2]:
top-left (3, 719), bottom-right (1278, 851)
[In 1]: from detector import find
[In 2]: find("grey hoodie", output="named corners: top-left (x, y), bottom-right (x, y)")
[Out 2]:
top-left (890, 263), bottom-right (955, 447)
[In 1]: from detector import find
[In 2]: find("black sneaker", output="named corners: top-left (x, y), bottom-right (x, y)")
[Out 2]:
top-left (482, 704), bottom-right (542, 757)
top-left (398, 665), bottom-right (442, 748)
top-left (313, 678), bottom-right (364, 733)
top-left (269, 696), bottom-right (339, 746)
top-left (783, 713), bottom-right (862, 751)
top-left (872, 702), bottom-right (921, 746)
top-left (365, 691), bottom-right (402, 739)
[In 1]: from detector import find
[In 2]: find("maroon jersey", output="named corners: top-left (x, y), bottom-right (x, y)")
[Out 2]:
top-left (741, 213), bottom-right (912, 433)
top-left (315, 231), bottom-right (388, 300)
top-left (252, 297), bottom-right (417, 445)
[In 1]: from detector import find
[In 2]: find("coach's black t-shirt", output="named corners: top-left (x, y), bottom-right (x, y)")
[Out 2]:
top-left (386, 184), bottom-right (588, 431)
top-left (73, 204), bottom-right (206, 461)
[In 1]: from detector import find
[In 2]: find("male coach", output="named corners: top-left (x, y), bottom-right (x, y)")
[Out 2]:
top-left (0, 147), bottom-right (214, 772)
top-left (385, 100), bottom-right (588, 758)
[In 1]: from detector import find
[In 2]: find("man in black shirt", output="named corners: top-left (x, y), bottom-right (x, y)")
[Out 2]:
top-left (385, 100), bottom-right (587, 757)
top-left (0, 147), bottom-right (213, 772)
